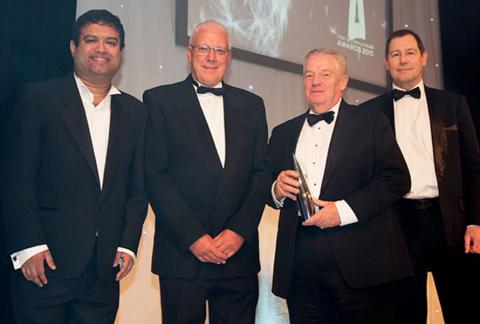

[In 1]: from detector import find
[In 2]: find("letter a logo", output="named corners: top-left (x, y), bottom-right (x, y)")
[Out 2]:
top-left (348, 0), bottom-right (366, 40)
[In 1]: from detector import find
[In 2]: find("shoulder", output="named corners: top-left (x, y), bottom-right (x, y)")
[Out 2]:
top-left (224, 83), bottom-right (264, 104)
top-left (143, 79), bottom-right (189, 101)
top-left (19, 74), bottom-right (73, 98)
top-left (425, 86), bottom-right (465, 103)
top-left (271, 113), bottom-right (305, 136)
top-left (113, 92), bottom-right (147, 129)
top-left (359, 92), bottom-right (391, 110)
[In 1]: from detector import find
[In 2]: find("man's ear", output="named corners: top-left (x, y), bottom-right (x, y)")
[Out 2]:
top-left (69, 40), bottom-right (76, 58)
top-left (421, 50), bottom-right (428, 67)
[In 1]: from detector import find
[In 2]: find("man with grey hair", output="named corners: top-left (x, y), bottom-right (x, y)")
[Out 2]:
top-left (143, 20), bottom-right (269, 323)
top-left (267, 48), bottom-right (413, 323)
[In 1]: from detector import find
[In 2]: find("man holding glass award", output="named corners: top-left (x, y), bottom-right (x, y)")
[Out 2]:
top-left (267, 49), bottom-right (413, 323)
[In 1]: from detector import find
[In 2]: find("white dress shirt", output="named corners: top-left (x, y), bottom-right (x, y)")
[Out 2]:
top-left (11, 75), bottom-right (134, 270)
top-left (393, 80), bottom-right (439, 199)
top-left (192, 80), bottom-right (226, 167)
top-left (272, 99), bottom-right (358, 226)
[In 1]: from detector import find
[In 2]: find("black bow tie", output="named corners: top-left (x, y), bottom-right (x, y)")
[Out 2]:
top-left (392, 87), bottom-right (421, 101)
top-left (190, 77), bottom-right (225, 96)
top-left (306, 111), bottom-right (335, 126)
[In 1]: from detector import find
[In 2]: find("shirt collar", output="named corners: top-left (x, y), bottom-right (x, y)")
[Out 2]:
top-left (308, 97), bottom-right (342, 116)
top-left (73, 74), bottom-right (121, 101)
top-left (392, 79), bottom-right (425, 93)
top-left (191, 76), bottom-right (223, 90)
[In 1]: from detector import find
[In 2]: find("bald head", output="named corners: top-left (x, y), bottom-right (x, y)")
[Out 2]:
top-left (189, 20), bottom-right (231, 49)
top-left (187, 20), bottom-right (231, 87)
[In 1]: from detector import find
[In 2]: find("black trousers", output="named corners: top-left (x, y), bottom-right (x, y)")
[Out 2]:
top-left (1, 256), bottom-right (16, 324)
top-left (10, 252), bottom-right (119, 324)
top-left (287, 221), bottom-right (394, 324)
top-left (395, 199), bottom-right (478, 324)
top-left (159, 274), bottom-right (258, 324)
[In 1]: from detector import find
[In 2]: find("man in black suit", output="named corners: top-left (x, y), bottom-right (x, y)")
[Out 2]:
top-left (0, 10), bottom-right (147, 323)
top-left (143, 20), bottom-right (269, 324)
top-left (268, 48), bottom-right (412, 323)
top-left (360, 29), bottom-right (480, 324)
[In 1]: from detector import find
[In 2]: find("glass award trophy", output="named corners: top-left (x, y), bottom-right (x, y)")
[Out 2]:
top-left (293, 154), bottom-right (316, 220)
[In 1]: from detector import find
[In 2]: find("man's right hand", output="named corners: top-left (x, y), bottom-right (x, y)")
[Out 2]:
top-left (274, 170), bottom-right (300, 201)
top-left (21, 250), bottom-right (56, 287)
top-left (189, 234), bottom-right (227, 264)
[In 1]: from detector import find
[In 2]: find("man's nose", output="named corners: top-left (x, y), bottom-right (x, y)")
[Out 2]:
top-left (95, 41), bottom-right (107, 53)
top-left (206, 48), bottom-right (217, 61)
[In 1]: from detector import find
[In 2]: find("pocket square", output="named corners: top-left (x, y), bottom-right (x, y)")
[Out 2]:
top-left (444, 124), bottom-right (458, 131)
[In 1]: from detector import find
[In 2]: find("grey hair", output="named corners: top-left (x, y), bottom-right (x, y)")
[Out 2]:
top-left (189, 19), bottom-right (231, 49)
top-left (304, 48), bottom-right (348, 75)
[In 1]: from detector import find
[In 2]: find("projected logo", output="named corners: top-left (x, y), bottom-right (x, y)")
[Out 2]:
top-left (348, 0), bottom-right (365, 40)
top-left (197, 0), bottom-right (292, 57)
top-left (332, 0), bottom-right (374, 59)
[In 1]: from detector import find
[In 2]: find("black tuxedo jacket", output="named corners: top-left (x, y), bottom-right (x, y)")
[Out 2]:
top-left (267, 100), bottom-right (413, 298)
top-left (1, 73), bottom-right (148, 281)
top-left (143, 76), bottom-right (269, 279)
top-left (361, 87), bottom-right (480, 248)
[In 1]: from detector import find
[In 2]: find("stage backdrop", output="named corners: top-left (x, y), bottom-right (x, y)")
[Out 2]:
top-left (76, 0), bottom-right (444, 323)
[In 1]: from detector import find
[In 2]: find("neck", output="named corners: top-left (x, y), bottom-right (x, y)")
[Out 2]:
top-left (79, 77), bottom-right (112, 106)
top-left (311, 99), bottom-right (341, 114)
top-left (395, 79), bottom-right (422, 91)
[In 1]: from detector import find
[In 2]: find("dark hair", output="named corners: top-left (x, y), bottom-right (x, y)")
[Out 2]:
top-left (72, 9), bottom-right (125, 49)
top-left (385, 29), bottom-right (425, 57)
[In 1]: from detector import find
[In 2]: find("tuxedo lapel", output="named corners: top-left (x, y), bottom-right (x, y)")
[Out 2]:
top-left (176, 79), bottom-right (223, 177)
top-left (288, 114), bottom-right (307, 170)
top-left (383, 93), bottom-right (396, 133)
top-left (321, 102), bottom-right (356, 195)
top-left (60, 76), bottom-right (100, 187)
top-left (219, 88), bottom-right (241, 189)
top-left (425, 87), bottom-right (447, 186)
top-left (101, 95), bottom-right (132, 199)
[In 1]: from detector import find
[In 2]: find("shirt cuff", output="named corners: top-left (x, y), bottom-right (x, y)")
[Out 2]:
top-left (117, 247), bottom-right (136, 263)
top-left (335, 200), bottom-right (358, 226)
top-left (271, 181), bottom-right (286, 208)
top-left (11, 245), bottom-right (49, 270)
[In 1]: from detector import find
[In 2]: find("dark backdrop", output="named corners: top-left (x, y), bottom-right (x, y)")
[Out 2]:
top-left (439, 0), bottom-right (480, 136)
top-left (0, 1), bottom-right (77, 322)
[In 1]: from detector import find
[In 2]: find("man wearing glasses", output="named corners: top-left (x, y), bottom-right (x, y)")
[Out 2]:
top-left (143, 20), bottom-right (269, 324)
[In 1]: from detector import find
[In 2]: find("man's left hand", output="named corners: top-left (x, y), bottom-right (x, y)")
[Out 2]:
top-left (213, 229), bottom-right (245, 260)
top-left (464, 226), bottom-right (480, 254)
top-left (113, 252), bottom-right (134, 281)
top-left (303, 199), bottom-right (341, 229)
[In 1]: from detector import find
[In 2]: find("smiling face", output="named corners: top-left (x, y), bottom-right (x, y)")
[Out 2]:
top-left (303, 52), bottom-right (348, 113)
top-left (70, 23), bottom-right (122, 84)
top-left (187, 23), bottom-right (231, 87)
top-left (385, 34), bottom-right (428, 90)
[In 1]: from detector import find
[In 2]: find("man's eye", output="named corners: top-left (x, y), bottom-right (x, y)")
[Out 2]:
top-left (106, 40), bottom-right (118, 46)
top-left (214, 48), bottom-right (228, 55)
top-left (197, 46), bottom-right (210, 53)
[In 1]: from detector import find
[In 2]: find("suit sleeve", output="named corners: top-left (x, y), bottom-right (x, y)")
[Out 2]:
top-left (265, 126), bottom-right (282, 209)
top-left (1, 85), bottom-right (46, 253)
top-left (457, 96), bottom-right (480, 225)
top-left (225, 98), bottom-right (270, 242)
top-left (143, 90), bottom-right (207, 251)
top-left (118, 104), bottom-right (149, 253)
top-left (345, 113), bottom-right (411, 222)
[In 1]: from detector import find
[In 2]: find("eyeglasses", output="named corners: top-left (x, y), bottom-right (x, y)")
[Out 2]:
top-left (189, 44), bottom-right (230, 56)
